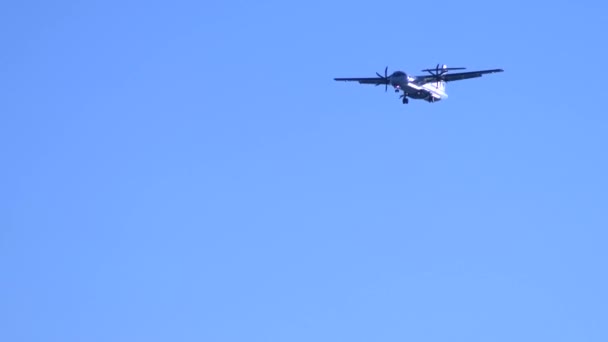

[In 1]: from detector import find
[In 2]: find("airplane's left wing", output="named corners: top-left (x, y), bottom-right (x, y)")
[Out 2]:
top-left (334, 77), bottom-right (389, 85)
top-left (416, 69), bottom-right (504, 83)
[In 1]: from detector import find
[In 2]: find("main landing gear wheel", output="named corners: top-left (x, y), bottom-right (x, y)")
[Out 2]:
top-left (402, 96), bottom-right (409, 104)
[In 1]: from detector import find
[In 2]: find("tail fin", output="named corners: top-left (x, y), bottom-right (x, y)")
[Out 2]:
top-left (437, 64), bottom-right (447, 91)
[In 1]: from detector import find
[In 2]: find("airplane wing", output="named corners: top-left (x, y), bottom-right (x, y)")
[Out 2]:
top-left (416, 69), bottom-right (504, 83)
top-left (333, 77), bottom-right (389, 85)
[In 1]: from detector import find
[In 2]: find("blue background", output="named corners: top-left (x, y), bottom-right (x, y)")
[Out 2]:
top-left (2, 1), bottom-right (607, 341)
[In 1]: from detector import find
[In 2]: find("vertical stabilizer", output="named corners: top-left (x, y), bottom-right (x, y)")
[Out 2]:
top-left (437, 64), bottom-right (447, 91)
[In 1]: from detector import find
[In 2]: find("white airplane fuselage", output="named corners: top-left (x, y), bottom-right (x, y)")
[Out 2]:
top-left (389, 71), bottom-right (448, 103)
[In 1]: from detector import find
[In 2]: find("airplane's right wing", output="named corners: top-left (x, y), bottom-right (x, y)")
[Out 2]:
top-left (415, 69), bottom-right (504, 84)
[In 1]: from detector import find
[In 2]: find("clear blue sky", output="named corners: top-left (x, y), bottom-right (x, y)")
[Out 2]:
top-left (2, 1), bottom-right (607, 341)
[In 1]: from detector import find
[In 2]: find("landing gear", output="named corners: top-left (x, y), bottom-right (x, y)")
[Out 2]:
top-left (402, 96), bottom-right (409, 104)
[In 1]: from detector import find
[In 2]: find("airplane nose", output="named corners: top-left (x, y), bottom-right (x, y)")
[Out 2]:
top-left (390, 73), bottom-right (407, 86)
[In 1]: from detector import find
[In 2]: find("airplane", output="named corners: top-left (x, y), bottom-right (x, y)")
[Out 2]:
top-left (334, 64), bottom-right (503, 104)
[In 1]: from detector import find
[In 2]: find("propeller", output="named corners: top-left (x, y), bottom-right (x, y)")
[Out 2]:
top-left (375, 66), bottom-right (389, 92)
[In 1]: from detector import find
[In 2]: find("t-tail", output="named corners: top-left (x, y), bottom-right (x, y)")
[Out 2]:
top-left (435, 64), bottom-right (448, 91)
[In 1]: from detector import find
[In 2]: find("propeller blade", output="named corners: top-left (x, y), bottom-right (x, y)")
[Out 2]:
top-left (374, 67), bottom-right (389, 92)
top-left (384, 66), bottom-right (388, 92)
top-left (384, 65), bottom-right (388, 93)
